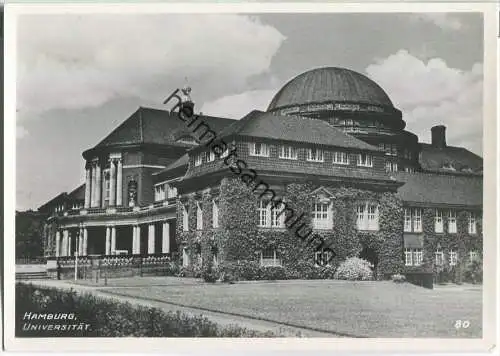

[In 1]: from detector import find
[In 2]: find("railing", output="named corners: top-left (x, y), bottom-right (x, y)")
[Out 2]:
top-left (16, 257), bottom-right (46, 265)
top-left (59, 202), bottom-right (174, 218)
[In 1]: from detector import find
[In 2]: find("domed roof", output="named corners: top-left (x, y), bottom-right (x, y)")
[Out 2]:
top-left (267, 67), bottom-right (393, 111)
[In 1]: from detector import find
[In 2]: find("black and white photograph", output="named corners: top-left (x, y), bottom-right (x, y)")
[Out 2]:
top-left (4, 3), bottom-right (498, 353)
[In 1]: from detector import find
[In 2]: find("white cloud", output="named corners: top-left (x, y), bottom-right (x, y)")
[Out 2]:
top-left (16, 125), bottom-right (29, 139)
top-left (200, 89), bottom-right (278, 119)
top-left (366, 50), bottom-right (483, 155)
top-left (411, 13), bottom-right (463, 31)
top-left (17, 14), bottom-right (285, 115)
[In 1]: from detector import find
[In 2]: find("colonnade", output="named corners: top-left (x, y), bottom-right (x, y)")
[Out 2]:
top-left (84, 155), bottom-right (123, 208)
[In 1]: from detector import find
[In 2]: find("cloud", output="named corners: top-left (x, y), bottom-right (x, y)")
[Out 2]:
top-left (200, 89), bottom-right (278, 119)
top-left (16, 125), bottom-right (29, 139)
top-left (366, 50), bottom-right (483, 155)
top-left (17, 14), bottom-right (285, 115)
top-left (411, 13), bottom-right (463, 31)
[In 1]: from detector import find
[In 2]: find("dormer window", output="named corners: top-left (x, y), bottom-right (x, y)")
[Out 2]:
top-left (332, 151), bottom-right (349, 165)
top-left (279, 145), bottom-right (298, 160)
top-left (307, 148), bottom-right (324, 162)
top-left (357, 153), bottom-right (373, 167)
top-left (194, 152), bottom-right (204, 167)
top-left (249, 142), bottom-right (270, 157)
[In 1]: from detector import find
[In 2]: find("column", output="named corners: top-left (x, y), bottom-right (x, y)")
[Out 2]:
top-left (55, 230), bottom-right (61, 257)
top-left (162, 221), bottom-right (170, 254)
top-left (84, 165), bottom-right (92, 208)
top-left (95, 161), bottom-right (102, 208)
top-left (116, 159), bottom-right (123, 206)
top-left (62, 229), bottom-right (69, 257)
top-left (90, 162), bottom-right (97, 207)
top-left (148, 224), bottom-right (155, 254)
top-left (83, 227), bottom-right (88, 256)
top-left (132, 225), bottom-right (137, 254)
top-left (68, 231), bottom-right (73, 256)
top-left (78, 227), bottom-right (84, 255)
top-left (109, 160), bottom-right (116, 206)
top-left (105, 226), bottom-right (111, 255)
top-left (111, 226), bottom-right (117, 255)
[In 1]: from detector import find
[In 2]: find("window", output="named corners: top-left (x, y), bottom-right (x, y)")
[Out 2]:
top-left (166, 184), bottom-right (177, 199)
top-left (404, 208), bottom-right (422, 233)
top-left (194, 152), bottom-right (204, 167)
top-left (249, 142), bottom-right (270, 157)
top-left (333, 151), bottom-right (349, 165)
top-left (435, 210), bottom-right (444, 233)
top-left (104, 171), bottom-right (110, 199)
top-left (196, 202), bottom-right (203, 230)
top-left (314, 249), bottom-right (334, 266)
top-left (182, 248), bottom-right (190, 267)
top-left (448, 211), bottom-right (457, 233)
top-left (182, 205), bottom-right (189, 232)
top-left (257, 200), bottom-right (268, 227)
top-left (307, 148), bottom-right (324, 162)
top-left (357, 153), bottom-right (373, 167)
top-left (435, 249), bottom-right (444, 266)
top-left (220, 147), bottom-right (230, 159)
top-left (260, 248), bottom-right (281, 267)
top-left (405, 248), bottom-right (423, 266)
top-left (207, 150), bottom-right (215, 162)
top-left (468, 213), bottom-right (477, 234)
top-left (312, 202), bottom-right (332, 230)
top-left (258, 201), bottom-right (285, 228)
top-left (356, 203), bottom-right (379, 231)
top-left (449, 250), bottom-right (458, 266)
top-left (404, 167), bottom-right (415, 173)
top-left (385, 161), bottom-right (398, 172)
top-left (154, 184), bottom-right (166, 201)
top-left (469, 251), bottom-right (479, 263)
top-left (279, 145), bottom-right (298, 160)
top-left (212, 200), bottom-right (219, 228)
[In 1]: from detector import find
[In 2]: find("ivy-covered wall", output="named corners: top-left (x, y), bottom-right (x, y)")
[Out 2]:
top-left (177, 177), bottom-right (405, 279)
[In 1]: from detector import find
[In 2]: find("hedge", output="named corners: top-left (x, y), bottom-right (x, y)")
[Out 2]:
top-left (16, 283), bottom-right (275, 337)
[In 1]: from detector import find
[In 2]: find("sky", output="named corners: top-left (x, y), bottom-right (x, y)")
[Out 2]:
top-left (15, 12), bottom-right (484, 211)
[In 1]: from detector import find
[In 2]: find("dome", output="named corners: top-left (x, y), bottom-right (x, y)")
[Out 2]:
top-left (267, 67), bottom-right (393, 111)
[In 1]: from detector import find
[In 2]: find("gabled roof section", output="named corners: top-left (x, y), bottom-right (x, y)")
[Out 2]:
top-left (38, 192), bottom-right (68, 211)
top-left (68, 184), bottom-right (86, 201)
top-left (419, 143), bottom-right (483, 175)
top-left (216, 110), bottom-right (380, 152)
top-left (153, 153), bottom-right (189, 182)
top-left (92, 106), bottom-right (234, 150)
top-left (395, 172), bottom-right (482, 207)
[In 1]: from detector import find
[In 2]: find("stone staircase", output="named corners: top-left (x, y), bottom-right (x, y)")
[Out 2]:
top-left (15, 271), bottom-right (49, 280)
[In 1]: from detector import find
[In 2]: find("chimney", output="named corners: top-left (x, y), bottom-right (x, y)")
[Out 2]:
top-left (431, 125), bottom-right (447, 148)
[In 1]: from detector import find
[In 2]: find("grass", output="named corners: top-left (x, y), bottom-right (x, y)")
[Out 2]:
top-left (101, 279), bottom-right (482, 338)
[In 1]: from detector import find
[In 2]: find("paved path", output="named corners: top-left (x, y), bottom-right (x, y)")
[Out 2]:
top-left (22, 279), bottom-right (339, 337)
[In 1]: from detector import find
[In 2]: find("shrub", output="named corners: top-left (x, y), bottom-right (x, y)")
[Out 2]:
top-left (391, 274), bottom-right (406, 283)
top-left (16, 283), bottom-right (275, 337)
top-left (334, 257), bottom-right (374, 281)
top-left (463, 259), bottom-right (483, 284)
top-left (202, 260), bottom-right (218, 283)
top-left (260, 266), bottom-right (286, 281)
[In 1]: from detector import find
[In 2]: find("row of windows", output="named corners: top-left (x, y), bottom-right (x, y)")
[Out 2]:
top-left (182, 200), bottom-right (219, 231)
top-left (404, 208), bottom-right (478, 235)
top-left (249, 143), bottom-right (374, 167)
top-left (405, 248), bottom-right (480, 267)
top-left (154, 183), bottom-right (178, 201)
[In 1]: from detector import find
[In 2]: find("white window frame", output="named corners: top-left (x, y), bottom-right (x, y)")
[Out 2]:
top-left (404, 208), bottom-right (412, 232)
top-left (413, 208), bottom-right (422, 233)
top-left (469, 250), bottom-right (478, 263)
top-left (357, 153), bottom-right (373, 167)
top-left (404, 248), bottom-right (413, 266)
top-left (356, 202), bottom-right (379, 231)
top-left (314, 249), bottom-right (333, 267)
top-left (332, 151), bottom-right (349, 165)
top-left (306, 148), bottom-right (324, 162)
top-left (166, 184), bottom-right (177, 199)
top-left (385, 161), bottom-right (398, 172)
top-left (449, 250), bottom-right (458, 266)
top-left (260, 248), bottom-right (281, 267)
top-left (435, 249), bottom-right (444, 266)
top-left (258, 201), bottom-right (285, 228)
top-left (404, 208), bottom-right (422, 233)
top-left (312, 202), bottom-right (332, 230)
top-left (448, 211), bottom-right (457, 234)
top-left (279, 145), bottom-right (298, 160)
top-left (207, 150), bottom-right (216, 162)
top-left (212, 200), bottom-right (219, 228)
top-left (249, 142), bottom-right (270, 157)
top-left (435, 209), bottom-right (444, 233)
top-left (468, 213), bottom-right (477, 235)
top-left (413, 248), bottom-right (423, 266)
top-left (257, 200), bottom-right (268, 227)
top-left (196, 202), bottom-right (203, 230)
top-left (182, 204), bottom-right (189, 232)
top-left (154, 184), bottom-right (166, 201)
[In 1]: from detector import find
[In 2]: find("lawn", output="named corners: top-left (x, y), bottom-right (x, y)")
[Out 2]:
top-left (103, 279), bottom-right (482, 338)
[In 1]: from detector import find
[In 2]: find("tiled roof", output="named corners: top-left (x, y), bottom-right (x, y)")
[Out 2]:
top-left (395, 172), bottom-right (482, 207)
top-left (68, 184), bottom-right (85, 201)
top-left (93, 107), bottom-right (234, 149)
top-left (267, 67), bottom-right (393, 110)
top-left (419, 143), bottom-right (483, 175)
top-left (153, 153), bottom-right (189, 181)
top-left (216, 110), bottom-right (381, 152)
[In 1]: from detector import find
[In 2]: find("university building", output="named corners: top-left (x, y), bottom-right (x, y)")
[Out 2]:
top-left (38, 67), bottom-right (483, 279)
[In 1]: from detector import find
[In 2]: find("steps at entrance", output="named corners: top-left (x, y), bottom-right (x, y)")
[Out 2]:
top-left (16, 271), bottom-right (48, 280)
